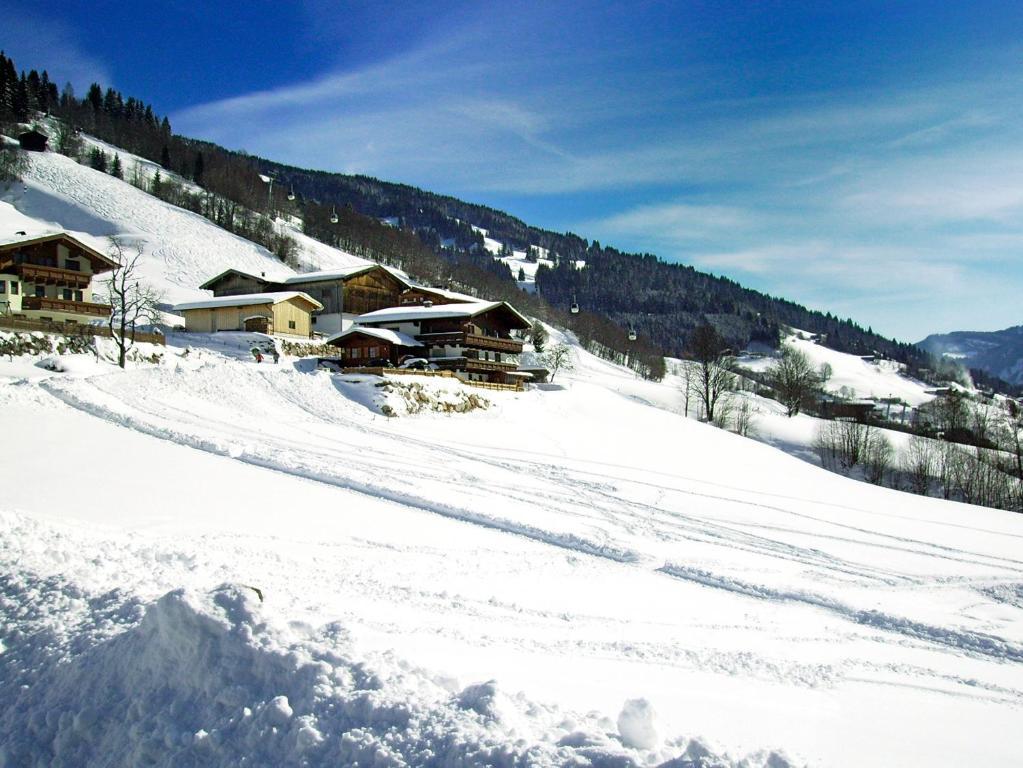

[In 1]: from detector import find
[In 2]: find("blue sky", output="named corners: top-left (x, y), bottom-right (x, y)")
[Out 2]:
top-left (4, 1), bottom-right (1023, 340)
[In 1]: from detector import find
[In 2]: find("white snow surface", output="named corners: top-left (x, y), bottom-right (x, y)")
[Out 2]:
top-left (2, 146), bottom-right (1023, 767)
top-left (3, 331), bottom-right (1023, 767)
top-left (740, 335), bottom-right (934, 407)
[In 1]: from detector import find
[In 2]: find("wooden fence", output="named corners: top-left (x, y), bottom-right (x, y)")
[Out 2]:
top-left (0, 315), bottom-right (165, 345)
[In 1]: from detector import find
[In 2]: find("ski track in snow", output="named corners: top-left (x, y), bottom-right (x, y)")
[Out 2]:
top-left (30, 361), bottom-right (1023, 678)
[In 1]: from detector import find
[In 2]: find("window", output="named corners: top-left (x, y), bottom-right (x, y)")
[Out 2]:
top-left (64, 259), bottom-right (80, 272)
top-left (10, 282), bottom-right (17, 295)
top-left (368, 346), bottom-right (379, 358)
top-left (35, 285), bottom-right (45, 297)
top-left (62, 289), bottom-right (73, 301)
top-left (0, 281), bottom-right (5, 294)
top-left (288, 320), bottom-right (296, 329)
top-left (74, 290), bottom-right (83, 302)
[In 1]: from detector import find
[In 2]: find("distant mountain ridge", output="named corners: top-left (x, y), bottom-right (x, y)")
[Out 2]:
top-left (919, 325), bottom-right (1023, 385)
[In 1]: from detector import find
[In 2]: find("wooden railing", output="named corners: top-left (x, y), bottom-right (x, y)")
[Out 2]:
top-left (465, 333), bottom-right (523, 353)
top-left (22, 296), bottom-right (112, 317)
top-left (0, 314), bottom-right (165, 345)
top-left (463, 379), bottom-right (523, 392)
top-left (416, 331), bottom-right (523, 353)
top-left (13, 263), bottom-right (91, 288)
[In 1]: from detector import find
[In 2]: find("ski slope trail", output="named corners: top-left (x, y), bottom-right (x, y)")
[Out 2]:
top-left (5, 346), bottom-right (1023, 764)
top-left (33, 360), bottom-right (1023, 650)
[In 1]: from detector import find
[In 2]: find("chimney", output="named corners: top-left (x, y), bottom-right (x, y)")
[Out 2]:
top-left (261, 272), bottom-right (265, 278)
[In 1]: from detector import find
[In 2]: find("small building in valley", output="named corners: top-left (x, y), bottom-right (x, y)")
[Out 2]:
top-left (174, 291), bottom-right (323, 337)
top-left (0, 231), bottom-right (117, 325)
top-left (330, 300), bottom-right (531, 384)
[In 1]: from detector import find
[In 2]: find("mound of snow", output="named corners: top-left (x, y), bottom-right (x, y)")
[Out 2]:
top-left (0, 582), bottom-right (770, 767)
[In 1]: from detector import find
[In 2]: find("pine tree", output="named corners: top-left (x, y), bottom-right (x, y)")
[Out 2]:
top-left (87, 83), bottom-right (102, 111)
top-left (152, 169), bottom-right (163, 195)
top-left (192, 151), bottom-right (204, 185)
top-left (13, 73), bottom-right (29, 121)
top-left (88, 146), bottom-right (107, 172)
top-left (160, 145), bottom-right (171, 169)
top-left (110, 153), bottom-right (123, 179)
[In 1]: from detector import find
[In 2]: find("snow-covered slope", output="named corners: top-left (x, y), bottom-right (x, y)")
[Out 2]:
top-left (0, 147), bottom-right (371, 307)
top-left (740, 333), bottom-right (935, 407)
top-left (3, 330), bottom-right (1023, 766)
top-left (3, 144), bottom-right (1023, 767)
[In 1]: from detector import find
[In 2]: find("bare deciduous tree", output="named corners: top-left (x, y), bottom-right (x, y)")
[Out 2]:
top-left (770, 346), bottom-right (817, 417)
top-left (102, 237), bottom-right (163, 368)
top-left (900, 436), bottom-right (937, 496)
top-left (685, 324), bottom-right (736, 424)
top-left (541, 342), bottom-right (574, 383)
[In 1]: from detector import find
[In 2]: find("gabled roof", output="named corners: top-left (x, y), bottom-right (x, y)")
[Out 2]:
top-left (325, 326), bottom-right (423, 348)
top-left (174, 291), bottom-right (323, 312)
top-left (282, 264), bottom-right (413, 287)
top-left (0, 231), bottom-right (118, 272)
top-left (356, 300), bottom-right (531, 329)
top-left (198, 268), bottom-right (278, 290)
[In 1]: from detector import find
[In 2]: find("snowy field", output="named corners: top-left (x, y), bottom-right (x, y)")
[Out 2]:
top-left (2, 333), bottom-right (1023, 767)
top-left (2, 145), bottom-right (1023, 766)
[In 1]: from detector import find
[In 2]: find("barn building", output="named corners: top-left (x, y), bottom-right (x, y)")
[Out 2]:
top-left (174, 292), bottom-right (322, 337)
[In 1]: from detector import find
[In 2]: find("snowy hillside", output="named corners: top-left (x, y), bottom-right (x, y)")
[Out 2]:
top-left (0, 145), bottom-right (371, 308)
top-left (739, 333), bottom-right (935, 407)
top-left (919, 325), bottom-right (1023, 386)
top-left (3, 142), bottom-right (1023, 767)
top-left (3, 326), bottom-right (1023, 766)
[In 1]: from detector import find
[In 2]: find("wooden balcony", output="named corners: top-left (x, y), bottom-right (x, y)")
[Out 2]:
top-left (9, 263), bottom-right (91, 288)
top-left (21, 296), bottom-right (112, 317)
top-left (417, 331), bottom-right (522, 353)
top-left (465, 333), bottom-right (523, 353)
top-left (432, 356), bottom-right (518, 373)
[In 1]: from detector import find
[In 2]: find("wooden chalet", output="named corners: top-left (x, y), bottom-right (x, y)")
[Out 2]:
top-left (18, 129), bottom-right (48, 152)
top-left (174, 292), bottom-right (323, 337)
top-left (329, 301), bottom-right (531, 384)
top-left (0, 231), bottom-right (116, 325)
top-left (200, 264), bottom-right (411, 335)
top-left (328, 326), bottom-right (424, 367)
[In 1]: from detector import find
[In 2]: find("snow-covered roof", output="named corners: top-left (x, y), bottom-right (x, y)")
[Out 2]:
top-left (404, 284), bottom-right (480, 303)
top-left (356, 301), bottom-right (531, 328)
top-left (282, 264), bottom-right (412, 287)
top-left (325, 326), bottom-right (423, 348)
top-left (174, 291), bottom-right (323, 312)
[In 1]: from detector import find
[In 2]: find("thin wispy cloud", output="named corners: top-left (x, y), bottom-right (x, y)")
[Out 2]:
top-left (1, 12), bottom-right (111, 92)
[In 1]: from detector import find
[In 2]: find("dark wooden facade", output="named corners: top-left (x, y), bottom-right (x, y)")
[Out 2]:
top-left (199, 269), bottom-right (274, 296)
top-left (356, 303), bottom-right (530, 384)
top-left (201, 266), bottom-right (407, 320)
top-left (288, 268), bottom-right (406, 315)
top-left (18, 129), bottom-right (48, 152)
top-left (333, 329), bottom-right (423, 367)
